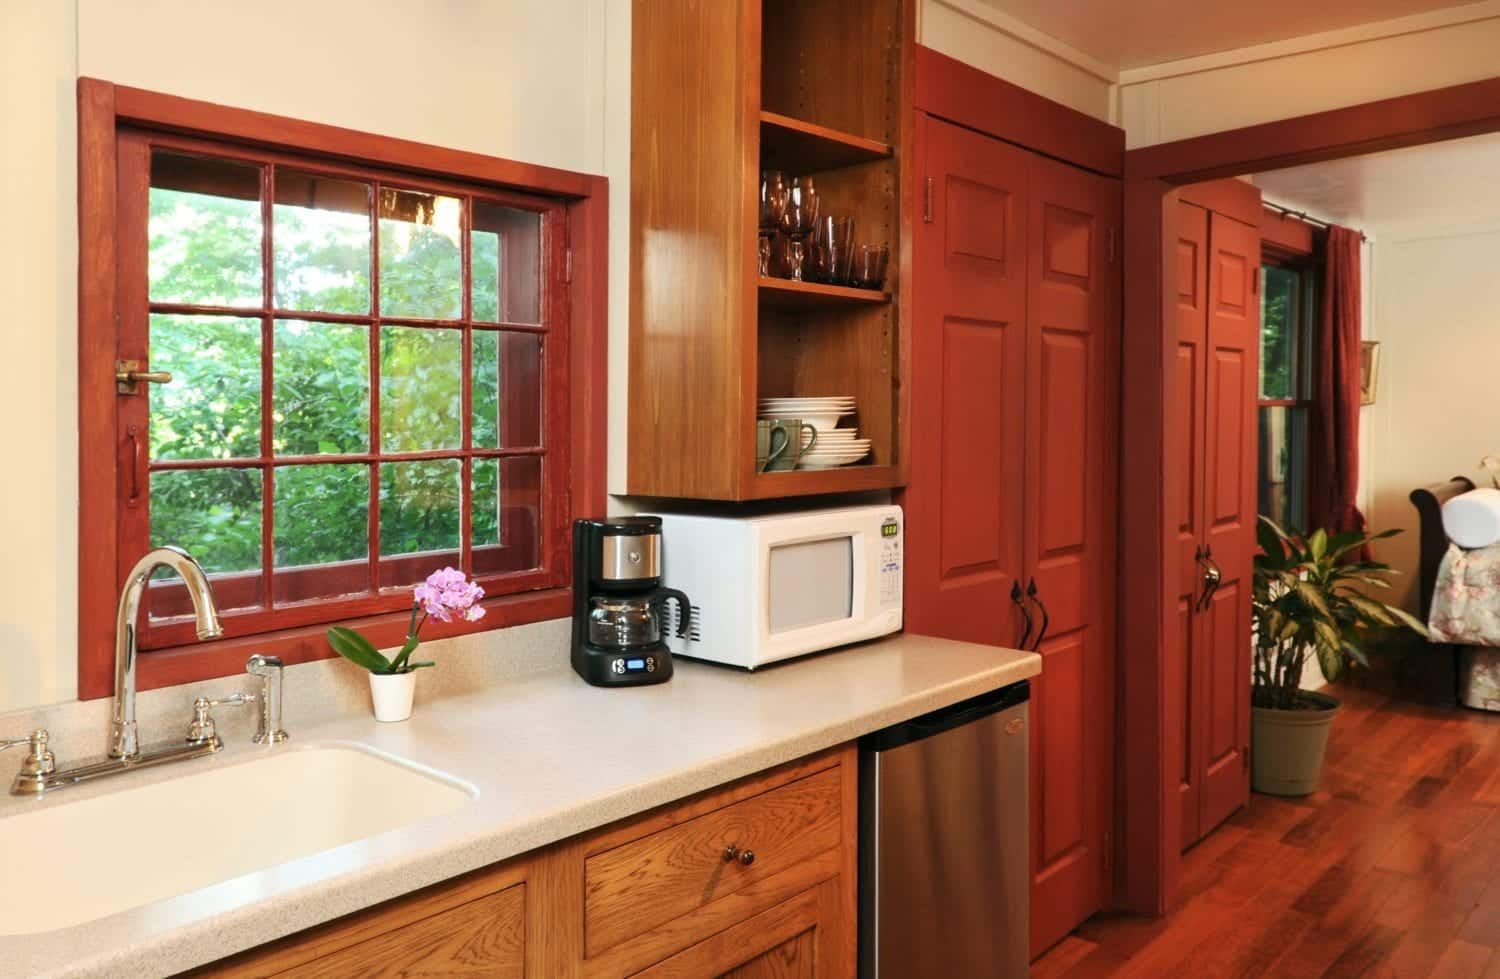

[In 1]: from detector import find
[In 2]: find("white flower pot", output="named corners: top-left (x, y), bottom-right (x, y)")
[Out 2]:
top-left (369, 672), bottom-right (416, 723)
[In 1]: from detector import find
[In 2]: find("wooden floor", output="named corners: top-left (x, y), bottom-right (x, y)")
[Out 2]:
top-left (1033, 685), bottom-right (1500, 978)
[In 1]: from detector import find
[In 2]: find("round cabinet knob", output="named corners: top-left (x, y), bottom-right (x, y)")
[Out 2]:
top-left (739, 849), bottom-right (756, 867)
top-left (723, 845), bottom-right (740, 862)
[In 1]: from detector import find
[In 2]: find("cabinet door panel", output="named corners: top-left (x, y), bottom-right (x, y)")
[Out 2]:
top-left (1174, 202), bottom-right (1209, 849)
top-left (1025, 151), bottom-right (1120, 958)
top-left (902, 114), bottom-right (1029, 648)
top-left (1198, 210), bottom-right (1259, 838)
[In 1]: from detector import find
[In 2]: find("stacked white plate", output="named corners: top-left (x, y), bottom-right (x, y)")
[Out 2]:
top-left (757, 396), bottom-right (870, 469)
top-left (757, 396), bottom-right (854, 432)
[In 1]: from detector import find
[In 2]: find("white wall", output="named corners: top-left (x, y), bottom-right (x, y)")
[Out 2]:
top-left (0, 0), bottom-right (629, 712)
top-left (1364, 224), bottom-right (1500, 614)
top-left (1119, 7), bottom-right (1500, 149)
top-left (918, 0), bottom-right (1116, 122)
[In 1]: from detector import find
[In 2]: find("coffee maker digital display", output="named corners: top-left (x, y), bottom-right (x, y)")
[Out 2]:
top-left (571, 516), bottom-right (690, 687)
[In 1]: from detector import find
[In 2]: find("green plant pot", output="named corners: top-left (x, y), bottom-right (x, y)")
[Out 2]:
top-left (1250, 690), bottom-right (1339, 796)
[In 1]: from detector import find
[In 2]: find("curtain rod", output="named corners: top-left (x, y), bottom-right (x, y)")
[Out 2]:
top-left (1263, 200), bottom-right (1367, 241)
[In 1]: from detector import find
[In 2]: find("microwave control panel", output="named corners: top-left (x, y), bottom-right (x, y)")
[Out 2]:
top-left (879, 517), bottom-right (903, 608)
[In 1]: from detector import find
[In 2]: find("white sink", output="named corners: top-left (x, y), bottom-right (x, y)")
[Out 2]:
top-left (0, 744), bottom-right (474, 936)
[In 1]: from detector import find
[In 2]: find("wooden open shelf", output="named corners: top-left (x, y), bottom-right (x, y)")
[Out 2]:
top-left (759, 111), bottom-right (892, 173)
top-left (758, 277), bottom-right (890, 309)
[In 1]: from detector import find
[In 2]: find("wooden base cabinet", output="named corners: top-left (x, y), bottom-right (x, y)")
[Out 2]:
top-left (194, 749), bottom-right (857, 979)
top-left (900, 113), bottom-right (1120, 959)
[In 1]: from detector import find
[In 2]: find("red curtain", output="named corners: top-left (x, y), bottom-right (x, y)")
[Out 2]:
top-left (1309, 225), bottom-right (1367, 541)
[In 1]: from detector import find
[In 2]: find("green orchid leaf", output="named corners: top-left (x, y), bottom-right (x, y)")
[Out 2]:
top-left (327, 626), bottom-right (393, 674)
top-left (389, 634), bottom-right (422, 673)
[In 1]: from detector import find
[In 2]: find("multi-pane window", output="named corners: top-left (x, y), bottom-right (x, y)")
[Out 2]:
top-left (119, 133), bottom-right (566, 647)
top-left (1257, 261), bottom-right (1315, 531)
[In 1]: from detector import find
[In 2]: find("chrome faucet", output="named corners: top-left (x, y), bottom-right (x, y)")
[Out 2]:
top-left (110, 546), bottom-right (224, 759)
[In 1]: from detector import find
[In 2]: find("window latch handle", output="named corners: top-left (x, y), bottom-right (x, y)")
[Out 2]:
top-left (116, 359), bottom-right (172, 394)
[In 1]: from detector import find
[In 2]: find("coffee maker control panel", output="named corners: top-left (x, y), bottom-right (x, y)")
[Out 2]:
top-left (610, 655), bottom-right (660, 676)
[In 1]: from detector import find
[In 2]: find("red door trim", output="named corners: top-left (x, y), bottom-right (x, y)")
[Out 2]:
top-left (1124, 75), bottom-right (1500, 185)
top-left (912, 46), bottom-right (1125, 178)
top-left (1120, 73), bottom-right (1500, 916)
top-left (1178, 178), bottom-right (1262, 229)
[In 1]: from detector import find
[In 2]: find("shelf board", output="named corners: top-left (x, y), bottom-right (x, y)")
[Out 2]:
top-left (758, 277), bottom-right (889, 309)
top-left (746, 464), bottom-right (902, 500)
top-left (759, 111), bottom-right (892, 173)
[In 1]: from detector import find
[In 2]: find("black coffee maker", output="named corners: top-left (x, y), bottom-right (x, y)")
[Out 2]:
top-left (571, 516), bottom-right (691, 687)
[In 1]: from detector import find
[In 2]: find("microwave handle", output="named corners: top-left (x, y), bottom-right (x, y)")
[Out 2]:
top-left (653, 587), bottom-right (693, 638)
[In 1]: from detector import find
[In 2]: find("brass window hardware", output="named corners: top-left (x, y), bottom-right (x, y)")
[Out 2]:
top-left (115, 359), bottom-right (172, 394)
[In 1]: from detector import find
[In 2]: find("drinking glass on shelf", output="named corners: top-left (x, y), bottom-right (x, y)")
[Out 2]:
top-left (810, 215), bottom-right (854, 285)
top-left (850, 243), bottom-right (889, 289)
top-left (778, 177), bottom-right (819, 281)
top-left (759, 170), bottom-right (788, 278)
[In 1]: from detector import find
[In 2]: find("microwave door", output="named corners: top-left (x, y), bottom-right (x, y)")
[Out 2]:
top-left (765, 535), bottom-right (855, 660)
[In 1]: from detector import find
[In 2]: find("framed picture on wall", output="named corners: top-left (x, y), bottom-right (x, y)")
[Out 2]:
top-left (1360, 340), bottom-right (1381, 406)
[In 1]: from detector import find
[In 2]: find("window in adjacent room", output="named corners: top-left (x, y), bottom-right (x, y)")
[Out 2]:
top-left (1257, 260), bottom-right (1316, 531)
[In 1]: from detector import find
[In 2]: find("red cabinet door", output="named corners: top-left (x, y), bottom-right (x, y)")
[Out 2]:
top-left (1174, 201), bottom-right (1210, 849)
top-left (1197, 210), bottom-right (1258, 837)
top-left (901, 114), bottom-right (1029, 649)
top-left (1023, 151), bottom-right (1120, 959)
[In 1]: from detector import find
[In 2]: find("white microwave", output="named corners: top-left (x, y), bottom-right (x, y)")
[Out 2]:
top-left (653, 504), bottom-right (903, 669)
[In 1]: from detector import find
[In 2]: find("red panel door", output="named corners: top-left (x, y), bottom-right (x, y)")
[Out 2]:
top-left (1174, 202), bottom-right (1209, 849)
top-left (901, 114), bottom-right (1029, 649)
top-left (1197, 211), bottom-right (1259, 837)
top-left (1024, 152), bottom-right (1120, 958)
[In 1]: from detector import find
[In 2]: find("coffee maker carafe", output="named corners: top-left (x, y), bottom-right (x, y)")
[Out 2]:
top-left (571, 516), bottom-right (690, 687)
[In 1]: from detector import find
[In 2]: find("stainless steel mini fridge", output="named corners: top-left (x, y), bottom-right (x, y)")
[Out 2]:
top-left (859, 681), bottom-right (1030, 978)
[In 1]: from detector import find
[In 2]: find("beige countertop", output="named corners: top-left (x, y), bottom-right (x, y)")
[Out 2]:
top-left (1, 632), bottom-right (1039, 978)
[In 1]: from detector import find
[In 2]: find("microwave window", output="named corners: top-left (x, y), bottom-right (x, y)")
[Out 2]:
top-left (768, 537), bottom-right (853, 635)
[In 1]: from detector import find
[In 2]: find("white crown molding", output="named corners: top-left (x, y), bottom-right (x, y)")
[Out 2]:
top-left (1118, 0), bottom-right (1500, 85)
top-left (925, 0), bottom-right (1119, 84)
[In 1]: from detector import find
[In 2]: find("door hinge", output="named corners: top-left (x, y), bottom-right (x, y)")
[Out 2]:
top-left (564, 248), bottom-right (574, 284)
top-left (923, 176), bottom-right (934, 224)
top-left (1253, 266), bottom-right (1260, 295)
top-left (1106, 227), bottom-right (1117, 263)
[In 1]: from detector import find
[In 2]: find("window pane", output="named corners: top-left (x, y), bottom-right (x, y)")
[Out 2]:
top-left (472, 202), bottom-right (542, 324)
top-left (274, 464), bottom-right (369, 601)
top-left (379, 188), bottom-right (462, 319)
top-left (1258, 405), bottom-right (1309, 532)
top-left (379, 459), bottom-right (461, 587)
top-left (473, 456), bottom-right (541, 576)
top-left (380, 326), bottom-right (461, 452)
top-left (149, 314), bottom-right (261, 461)
top-left (274, 320), bottom-right (369, 455)
top-left (274, 172), bottom-right (371, 314)
top-left (149, 467), bottom-right (264, 617)
top-left (149, 151), bottom-right (263, 307)
top-left (1260, 265), bottom-right (1301, 400)
top-left (472, 331), bottom-right (543, 449)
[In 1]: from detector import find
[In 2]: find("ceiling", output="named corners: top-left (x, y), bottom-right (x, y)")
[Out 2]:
top-left (970, 0), bottom-right (1474, 69)
top-left (1250, 131), bottom-right (1500, 234)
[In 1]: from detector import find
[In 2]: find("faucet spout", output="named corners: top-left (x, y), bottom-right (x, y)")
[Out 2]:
top-left (111, 546), bottom-right (223, 759)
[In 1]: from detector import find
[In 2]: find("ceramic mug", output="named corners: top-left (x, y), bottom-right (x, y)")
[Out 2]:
top-left (757, 418), bottom-right (818, 472)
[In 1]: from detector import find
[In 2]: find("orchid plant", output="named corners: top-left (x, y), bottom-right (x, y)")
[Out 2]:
top-left (327, 567), bottom-right (486, 675)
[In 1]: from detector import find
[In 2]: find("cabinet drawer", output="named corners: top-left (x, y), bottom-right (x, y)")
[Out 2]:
top-left (271, 882), bottom-right (524, 978)
top-left (584, 765), bottom-right (843, 957)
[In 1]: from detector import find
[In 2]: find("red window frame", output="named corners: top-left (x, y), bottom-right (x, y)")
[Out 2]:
top-left (78, 80), bottom-right (608, 699)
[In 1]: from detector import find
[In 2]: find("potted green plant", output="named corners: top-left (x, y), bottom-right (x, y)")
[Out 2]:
top-left (1251, 516), bottom-right (1426, 795)
top-left (326, 568), bottom-right (486, 722)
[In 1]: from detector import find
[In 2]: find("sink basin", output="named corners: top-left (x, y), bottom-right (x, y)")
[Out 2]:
top-left (0, 744), bottom-right (474, 936)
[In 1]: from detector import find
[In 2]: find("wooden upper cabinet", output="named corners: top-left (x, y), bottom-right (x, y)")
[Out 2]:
top-left (627, 0), bottom-right (915, 500)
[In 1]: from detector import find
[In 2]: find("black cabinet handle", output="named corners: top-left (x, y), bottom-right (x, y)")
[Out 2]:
top-left (1026, 578), bottom-right (1050, 652)
top-left (1010, 580), bottom-right (1033, 650)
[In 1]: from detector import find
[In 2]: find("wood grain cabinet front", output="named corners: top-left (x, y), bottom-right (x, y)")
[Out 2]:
top-left (192, 747), bottom-right (858, 979)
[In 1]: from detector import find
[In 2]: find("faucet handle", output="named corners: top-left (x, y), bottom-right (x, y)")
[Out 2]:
top-left (186, 694), bottom-right (255, 747)
top-left (2, 730), bottom-right (56, 795)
